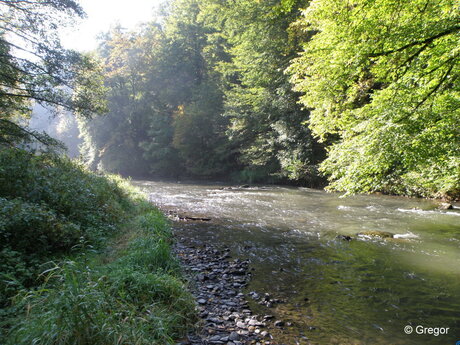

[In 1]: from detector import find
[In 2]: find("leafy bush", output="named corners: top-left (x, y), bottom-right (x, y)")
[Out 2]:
top-left (0, 248), bottom-right (40, 303)
top-left (0, 198), bottom-right (81, 304)
top-left (0, 147), bottom-right (138, 305)
top-left (0, 149), bottom-right (134, 232)
top-left (0, 198), bottom-right (81, 255)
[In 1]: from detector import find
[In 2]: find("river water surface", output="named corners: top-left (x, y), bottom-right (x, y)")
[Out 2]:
top-left (133, 180), bottom-right (460, 345)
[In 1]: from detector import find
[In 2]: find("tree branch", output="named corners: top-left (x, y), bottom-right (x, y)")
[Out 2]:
top-left (0, 118), bottom-right (58, 147)
top-left (369, 25), bottom-right (460, 58)
top-left (413, 63), bottom-right (455, 111)
top-left (0, 91), bottom-right (73, 111)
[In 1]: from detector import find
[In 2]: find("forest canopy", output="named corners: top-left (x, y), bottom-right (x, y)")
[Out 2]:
top-left (78, 0), bottom-right (459, 198)
top-left (79, 0), bottom-right (325, 186)
top-left (290, 0), bottom-right (460, 198)
top-left (2, 0), bottom-right (458, 199)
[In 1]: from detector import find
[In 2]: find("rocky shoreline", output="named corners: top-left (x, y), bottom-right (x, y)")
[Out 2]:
top-left (174, 241), bottom-right (283, 345)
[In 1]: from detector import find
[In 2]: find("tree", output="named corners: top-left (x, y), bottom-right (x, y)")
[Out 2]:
top-left (0, 0), bottom-right (106, 147)
top-left (172, 81), bottom-right (236, 177)
top-left (140, 0), bottom-right (236, 178)
top-left (290, 0), bottom-right (460, 198)
top-left (78, 26), bottom-right (158, 175)
top-left (200, 0), bottom-right (324, 185)
top-left (79, 0), bottom-right (325, 183)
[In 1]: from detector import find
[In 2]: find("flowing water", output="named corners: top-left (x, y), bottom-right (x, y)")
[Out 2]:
top-left (133, 180), bottom-right (460, 345)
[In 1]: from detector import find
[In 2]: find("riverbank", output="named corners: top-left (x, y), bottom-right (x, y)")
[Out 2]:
top-left (174, 241), bottom-right (273, 345)
top-left (1, 201), bottom-right (197, 345)
top-left (0, 148), bottom-right (196, 344)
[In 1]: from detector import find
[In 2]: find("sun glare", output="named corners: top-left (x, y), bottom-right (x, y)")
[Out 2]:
top-left (60, 0), bottom-right (163, 51)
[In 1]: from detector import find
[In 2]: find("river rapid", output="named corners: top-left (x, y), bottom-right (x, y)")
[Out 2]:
top-left (132, 180), bottom-right (460, 345)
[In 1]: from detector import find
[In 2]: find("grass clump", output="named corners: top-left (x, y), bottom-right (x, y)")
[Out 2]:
top-left (0, 147), bottom-right (196, 344)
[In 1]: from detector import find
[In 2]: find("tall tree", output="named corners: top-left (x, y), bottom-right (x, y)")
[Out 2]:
top-left (200, 0), bottom-right (323, 185)
top-left (140, 0), bottom-right (235, 178)
top-left (290, 0), bottom-right (460, 198)
top-left (0, 0), bottom-right (106, 146)
top-left (78, 26), bottom-right (157, 175)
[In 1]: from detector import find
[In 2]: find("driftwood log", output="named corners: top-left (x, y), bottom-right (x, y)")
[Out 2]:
top-left (178, 215), bottom-right (211, 221)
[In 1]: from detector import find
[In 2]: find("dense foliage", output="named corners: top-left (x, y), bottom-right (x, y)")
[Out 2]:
top-left (0, 148), bottom-right (129, 304)
top-left (0, 0), bottom-right (458, 341)
top-left (290, 0), bottom-right (460, 197)
top-left (78, 0), bottom-right (459, 198)
top-left (199, 0), bottom-right (323, 183)
top-left (0, 0), bottom-right (118, 307)
top-left (0, 145), bottom-right (195, 345)
top-left (79, 0), bottom-right (324, 185)
top-left (1, 1), bottom-right (195, 343)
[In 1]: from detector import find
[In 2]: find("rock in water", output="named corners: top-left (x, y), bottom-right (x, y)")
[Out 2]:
top-left (438, 203), bottom-right (453, 210)
top-left (336, 234), bottom-right (353, 241)
top-left (357, 230), bottom-right (394, 239)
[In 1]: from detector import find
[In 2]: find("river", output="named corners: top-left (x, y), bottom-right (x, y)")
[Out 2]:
top-left (133, 180), bottom-right (460, 345)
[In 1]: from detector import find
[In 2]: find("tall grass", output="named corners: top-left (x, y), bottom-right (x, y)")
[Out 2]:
top-left (4, 201), bottom-right (196, 345)
top-left (0, 148), bottom-right (196, 344)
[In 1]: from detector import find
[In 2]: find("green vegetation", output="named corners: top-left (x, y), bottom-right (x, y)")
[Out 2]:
top-left (1, 1), bottom-right (195, 343)
top-left (78, 0), bottom-right (325, 185)
top-left (289, 0), bottom-right (460, 198)
top-left (0, 0), bottom-right (106, 120)
top-left (0, 148), bottom-right (195, 344)
top-left (0, 0), bottom-right (459, 342)
top-left (76, 0), bottom-right (459, 198)
top-left (0, 148), bottom-right (129, 305)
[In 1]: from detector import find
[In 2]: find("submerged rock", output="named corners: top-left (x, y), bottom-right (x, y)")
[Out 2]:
top-left (357, 230), bottom-right (394, 239)
top-left (336, 234), bottom-right (353, 241)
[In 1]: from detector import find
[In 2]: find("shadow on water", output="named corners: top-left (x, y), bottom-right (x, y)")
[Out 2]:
top-left (132, 180), bottom-right (460, 345)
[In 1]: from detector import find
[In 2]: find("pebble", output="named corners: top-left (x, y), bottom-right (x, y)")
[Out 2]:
top-left (229, 332), bottom-right (239, 341)
top-left (174, 242), bottom-right (270, 345)
top-left (274, 320), bottom-right (284, 327)
top-left (236, 321), bottom-right (246, 329)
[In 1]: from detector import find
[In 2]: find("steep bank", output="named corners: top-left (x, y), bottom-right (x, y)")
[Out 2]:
top-left (0, 148), bottom-right (196, 344)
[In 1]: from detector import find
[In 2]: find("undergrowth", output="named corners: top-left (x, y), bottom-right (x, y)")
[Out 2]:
top-left (0, 147), bottom-right (196, 344)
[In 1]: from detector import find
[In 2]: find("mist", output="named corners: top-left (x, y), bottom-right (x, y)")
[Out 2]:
top-left (29, 104), bottom-right (82, 158)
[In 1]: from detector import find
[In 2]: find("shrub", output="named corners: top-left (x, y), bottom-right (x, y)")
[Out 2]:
top-left (0, 147), bottom-right (196, 344)
top-left (0, 148), bottom-right (139, 304)
top-left (0, 198), bottom-right (82, 255)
